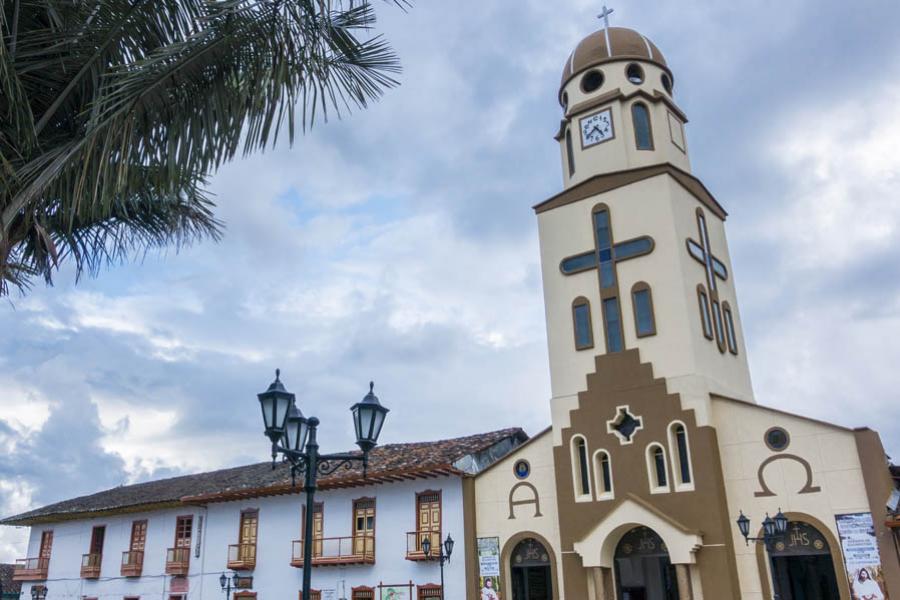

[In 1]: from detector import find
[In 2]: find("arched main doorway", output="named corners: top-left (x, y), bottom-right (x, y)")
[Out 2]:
top-left (769, 522), bottom-right (840, 600)
top-left (614, 526), bottom-right (679, 600)
top-left (510, 537), bottom-right (553, 600)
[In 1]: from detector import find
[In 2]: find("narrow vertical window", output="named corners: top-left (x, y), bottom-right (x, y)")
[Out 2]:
top-left (668, 422), bottom-right (693, 490)
top-left (712, 300), bottom-right (726, 351)
top-left (593, 450), bottom-right (613, 499)
top-left (697, 286), bottom-right (713, 340)
top-left (571, 436), bottom-right (591, 499)
top-left (572, 297), bottom-right (594, 350)
top-left (723, 302), bottom-right (738, 354)
top-left (653, 447), bottom-right (667, 487)
top-left (565, 128), bottom-right (575, 177)
top-left (647, 444), bottom-right (669, 493)
top-left (632, 103), bottom-right (653, 150)
top-left (631, 282), bottom-right (656, 337)
top-left (602, 297), bottom-right (623, 352)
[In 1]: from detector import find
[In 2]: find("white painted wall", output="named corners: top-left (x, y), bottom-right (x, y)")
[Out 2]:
top-left (18, 476), bottom-right (467, 600)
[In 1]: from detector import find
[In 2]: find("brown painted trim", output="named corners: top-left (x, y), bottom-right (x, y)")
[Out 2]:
top-left (462, 478), bottom-right (478, 600)
top-left (630, 102), bottom-right (655, 151)
top-left (571, 296), bottom-right (595, 350)
top-left (630, 281), bottom-right (657, 338)
top-left (710, 394), bottom-right (856, 432)
top-left (2, 500), bottom-right (184, 526)
top-left (499, 532), bottom-right (561, 600)
top-left (473, 427), bottom-right (548, 478)
top-left (722, 301), bottom-right (738, 355)
top-left (533, 163), bottom-right (727, 220)
top-left (754, 513), bottom-right (851, 600)
top-left (667, 111), bottom-right (687, 153)
top-left (853, 429), bottom-right (900, 594)
top-left (697, 285), bottom-right (714, 340)
top-left (563, 88), bottom-right (623, 124)
top-left (565, 88), bottom-right (688, 125)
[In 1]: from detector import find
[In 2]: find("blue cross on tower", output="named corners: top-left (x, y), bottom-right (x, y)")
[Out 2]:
top-left (560, 206), bottom-right (654, 353)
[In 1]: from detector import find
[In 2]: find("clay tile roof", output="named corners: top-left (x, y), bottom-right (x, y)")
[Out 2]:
top-left (0, 563), bottom-right (21, 595)
top-left (560, 27), bottom-right (669, 92)
top-left (0, 428), bottom-right (526, 526)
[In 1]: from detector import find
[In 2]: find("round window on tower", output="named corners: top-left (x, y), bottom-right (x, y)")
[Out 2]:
top-left (661, 73), bottom-right (673, 95)
top-left (626, 63), bottom-right (645, 84)
top-left (581, 69), bottom-right (605, 94)
top-left (764, 427), bottom-right (791, 452)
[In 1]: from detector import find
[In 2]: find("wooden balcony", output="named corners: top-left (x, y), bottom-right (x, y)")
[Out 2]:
top-left (12, 558), bottom-right (48, 581)
top-left (405, 530), bottom-right (441, 561)
top-left (290, 537), bottom-right (375, 567)
top-left (120, 550), bottom-right (144, 577)
top-left (165, 547), bottom-right (190, 576)
top-left (227, 543), bottom-right (257, 571)
top-left (80, 553), bottom-right (102, 579)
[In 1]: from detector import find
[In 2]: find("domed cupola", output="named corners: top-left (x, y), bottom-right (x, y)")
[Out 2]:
top-left (555, 25), bottom-right (690, 188)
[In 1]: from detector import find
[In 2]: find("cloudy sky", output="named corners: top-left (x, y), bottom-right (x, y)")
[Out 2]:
top-left (2, 0), bottom-right (900, 560)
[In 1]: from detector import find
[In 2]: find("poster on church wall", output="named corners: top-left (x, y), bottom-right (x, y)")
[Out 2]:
top-left (477, 537), bottom-right (501, 600)
top-left (835, 512), bottom-right (889, 600)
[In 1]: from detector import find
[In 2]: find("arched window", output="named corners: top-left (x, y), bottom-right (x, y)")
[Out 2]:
top-left (631, 103), bottom-right (653, 150)
top-left (593, 450), bottom-right (613, 499)
top-left (631, 282), bottom-right (656, 337)
top-left (697, 285), bottom-right (713, 340)
top-left (571, 436), bottom-right (591, 501)
top-left (722, 302), bottom-right (738, 355)
top-left (626, 63), bottom-right (645, 84)
top-left (646, 444), bottom-right (669, 493)
top-left (565, 128), bottom-right (575, 177)
top-left (571, 297), bottom-right (594, 350)
top-left (667, 422), bottom-right (694, 490)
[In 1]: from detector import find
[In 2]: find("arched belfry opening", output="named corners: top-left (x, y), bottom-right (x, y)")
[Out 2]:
top-left (614, 526), bottom-right (680, 600)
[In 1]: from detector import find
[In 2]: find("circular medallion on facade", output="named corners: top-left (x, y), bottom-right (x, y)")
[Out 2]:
top-left (814, 539), bottom-right (825, 550)
top-left (764, 427), bottom-right (791, 452)
top-left (622, 543), bottom-right (633, 555)
top-left (513, 459), bottom-right (531, 480)
top-left (775, 541), bottom-right (786, 552)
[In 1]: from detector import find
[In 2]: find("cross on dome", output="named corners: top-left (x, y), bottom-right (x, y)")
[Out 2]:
top-left (597, 5), bottom-right (615, 55)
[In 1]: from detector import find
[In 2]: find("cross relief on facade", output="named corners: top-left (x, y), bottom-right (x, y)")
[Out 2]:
top-left (559, 204), bottom-right (655, 353)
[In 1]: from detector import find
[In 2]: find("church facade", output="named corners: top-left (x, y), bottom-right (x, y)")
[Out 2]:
top-left (471, 26), bottom-right (899, 600)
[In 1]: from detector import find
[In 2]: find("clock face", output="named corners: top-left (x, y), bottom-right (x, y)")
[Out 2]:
top-left (580, 108), bottom-right (614, 147)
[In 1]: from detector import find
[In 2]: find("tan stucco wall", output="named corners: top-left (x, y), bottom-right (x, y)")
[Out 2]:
top-left (559, 60), bottom-right (691, 186)
top-left (711, 397), bottom-right (874, 600)
top-left (474, 430), bottom-right (565, 599)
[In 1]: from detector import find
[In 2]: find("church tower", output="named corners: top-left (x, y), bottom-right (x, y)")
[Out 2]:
top-left (535, 24), bottom-right (752, 599)
top-left (537, 26), bottom-right (755, 436)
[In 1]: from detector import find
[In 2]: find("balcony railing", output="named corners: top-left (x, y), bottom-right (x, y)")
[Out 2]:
top-left (120, 550), bottom-right (144, 577)
top-left (12, 558), bottom-right (48, 581)
top-left (290, 536), bottom-right (375, 567)
top-left (166, 547), bottom-right (190, 575)
top-left (405, 530), bottom-right (441, 561)
top-left (80, 553), bottom-right (102, 579)
top-left (227, 543), bottom-right (257, 571)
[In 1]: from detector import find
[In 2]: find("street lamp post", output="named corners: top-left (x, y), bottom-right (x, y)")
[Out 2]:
top-left (219, 572), bottom-right (237, 600)
top-left (735, 509), bottom-right (789, 599)
top-left (421, 534), bottom-right (454, 600)
top-left (257, 371), bottom-right (389, 600)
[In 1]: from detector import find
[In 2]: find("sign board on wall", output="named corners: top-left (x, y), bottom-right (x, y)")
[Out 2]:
top-left (835, 512), bottom-right (890, 600)
top-left (477, 537), bottom-right (501, 599)
top-left (378, 583), bottom-right (412, 600)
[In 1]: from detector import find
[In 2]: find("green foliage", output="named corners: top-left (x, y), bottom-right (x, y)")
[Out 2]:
top-left (0, 0), bottom-right (403, 295)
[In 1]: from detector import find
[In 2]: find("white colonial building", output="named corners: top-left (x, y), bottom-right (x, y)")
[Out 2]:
top-left (3, 430), bottom-right (526, 600)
